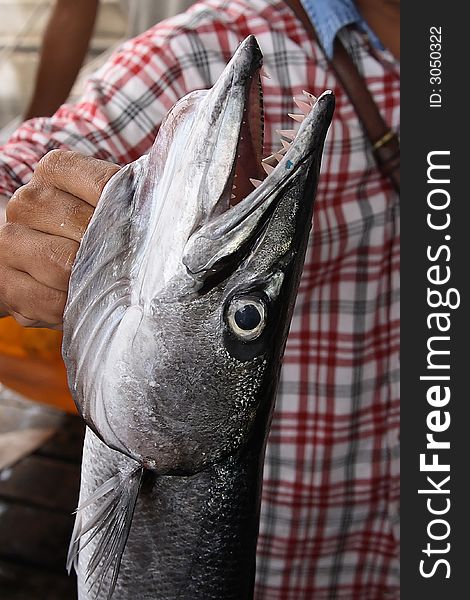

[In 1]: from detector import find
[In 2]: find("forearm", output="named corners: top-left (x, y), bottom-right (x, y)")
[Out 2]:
top-left (1, 92), bottom-right (152, 199)
top-left (1, 22), bottom-right (186, 198)
top-left (24, 0), bottom-right (99, 120)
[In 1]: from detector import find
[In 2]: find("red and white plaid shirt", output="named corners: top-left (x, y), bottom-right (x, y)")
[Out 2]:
top-left (0, 1), bottom-right (400, 598)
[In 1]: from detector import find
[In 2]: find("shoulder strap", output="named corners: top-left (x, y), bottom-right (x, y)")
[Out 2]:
top-left (288, 1), bottom-right (400, 194)
top-left (329, 36), bottom-right (400, 194)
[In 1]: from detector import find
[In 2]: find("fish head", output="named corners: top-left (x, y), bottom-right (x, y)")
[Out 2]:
top-left (63, 36), bottom-right (334, 475)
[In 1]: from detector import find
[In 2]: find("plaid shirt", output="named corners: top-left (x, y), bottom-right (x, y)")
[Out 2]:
top-left (0, 1), bottom-right (400, 598)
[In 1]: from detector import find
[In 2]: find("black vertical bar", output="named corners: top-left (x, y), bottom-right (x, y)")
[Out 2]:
top-left (401, 3), bottom-right (469, 598)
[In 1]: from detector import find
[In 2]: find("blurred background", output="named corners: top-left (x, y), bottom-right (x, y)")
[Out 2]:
top-left (0, 2), bottom-right (194, 598)
top-left (0, 0), bottom-right (194, 138)
top-left (0, 0), bottom-right (126, 135)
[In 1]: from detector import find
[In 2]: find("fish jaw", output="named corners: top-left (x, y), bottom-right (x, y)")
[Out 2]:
top-left (182, 90), bottom-right (335, 288)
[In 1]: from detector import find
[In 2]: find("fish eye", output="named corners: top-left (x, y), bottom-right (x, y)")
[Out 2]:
top-left (227, 296), bottom-right (266, 341)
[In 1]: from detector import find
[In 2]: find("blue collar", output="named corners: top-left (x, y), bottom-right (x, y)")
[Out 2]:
top-left (299, 0), bottom-right (384, 58)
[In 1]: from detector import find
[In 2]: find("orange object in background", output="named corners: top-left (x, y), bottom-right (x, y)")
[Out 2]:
top-left (0, 317), bottom-right (76, 413)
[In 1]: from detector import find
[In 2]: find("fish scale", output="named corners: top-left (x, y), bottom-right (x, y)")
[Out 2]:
top-left (77, 427), bottom-right (265, 599)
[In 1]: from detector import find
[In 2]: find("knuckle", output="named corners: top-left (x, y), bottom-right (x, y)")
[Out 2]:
top-left (5, 195), bottom-right (19, 222)
top-left (36, 149), bottom-right (72, 181)
top-left (94, 166), bottom-right (117, 196)
top-left (6, 185), bottom-right (38, 222)
top-left (85, 157), bottom-right (120, 199)
top-left (36, 149), bottom-right (60, 175)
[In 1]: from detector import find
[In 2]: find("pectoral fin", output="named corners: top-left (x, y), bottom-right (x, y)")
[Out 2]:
top-left (67, 465), bottom-right (143, 599)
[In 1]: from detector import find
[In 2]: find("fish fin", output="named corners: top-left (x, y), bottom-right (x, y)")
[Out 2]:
top-left (66, 509), bottom-right (83, 574)
top-left (67, 467), bottom-right (143, 599)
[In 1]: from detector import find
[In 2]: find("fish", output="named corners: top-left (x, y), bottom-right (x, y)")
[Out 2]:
top-left (62, 35), bottom-right (334, 600)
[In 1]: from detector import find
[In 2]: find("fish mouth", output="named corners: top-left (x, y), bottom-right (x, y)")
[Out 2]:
top-left (222, 50), bottom-right (265, 209)
top-left (196, 34), bottom-right (266, 219)
top-left (183, 62), bottom-right (335, 289)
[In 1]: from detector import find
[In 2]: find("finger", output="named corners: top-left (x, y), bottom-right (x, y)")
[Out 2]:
top-left (0, 264), bottom-right (66, 326)
top-left (0, 222), bottom-right (79, 292)
top-left (33, 149), bottom-right (120, 208)
top-left (10, 311), bottom-right (62, 330)
top-left (7, 184), bottom-right (94, 242)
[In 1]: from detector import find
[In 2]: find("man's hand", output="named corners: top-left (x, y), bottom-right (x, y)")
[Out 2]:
top-left (0, 150), bottom-right (120, 328)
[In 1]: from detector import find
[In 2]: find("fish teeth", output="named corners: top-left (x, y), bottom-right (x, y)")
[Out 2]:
top-left (280, 139), bottom-right (291, 151)
top-left (261, 66), bottom-right (272, 79)
top-left (262, 163), bottom-right (275, 175)
top-left (293, 97), bottom-right (312, 114)
top-left (250, 178), bottom-right (263, 188)
top-left (231, 194), bottom-right (236, 199)
top-left (302, 90), bottom-right (317, 103)
top-left (273, 152), bottom-right (284, 162)
top-left (276, 129), bottom-right (296, 140)
top-left (262, 154), bottom-right (280, 164)
top-left (288, 113), bottom-right (304, 123)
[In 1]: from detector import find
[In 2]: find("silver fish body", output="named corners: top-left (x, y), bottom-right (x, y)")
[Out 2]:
top-left (62, 35), bottom-right (334, 599)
